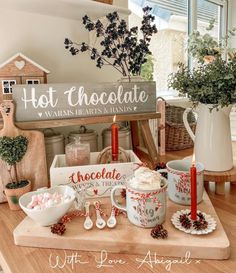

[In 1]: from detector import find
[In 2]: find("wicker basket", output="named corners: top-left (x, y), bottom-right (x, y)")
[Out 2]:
top-left (165, 104), bottom-right (196, 151)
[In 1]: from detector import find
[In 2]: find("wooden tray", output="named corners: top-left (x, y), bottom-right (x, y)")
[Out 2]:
top-left (13, 191), bottom-right (230, 260)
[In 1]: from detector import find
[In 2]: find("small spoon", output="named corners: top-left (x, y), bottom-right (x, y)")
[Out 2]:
top-left (83, 201), bottom-right (93, 230)
top-left (94, 201), bottom-right (106, 229)
top-left (107, 206), bottom-right (117, 228)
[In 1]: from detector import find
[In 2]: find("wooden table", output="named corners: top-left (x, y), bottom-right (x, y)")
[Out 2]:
top-left (1, 148), bottom-right (236, 273)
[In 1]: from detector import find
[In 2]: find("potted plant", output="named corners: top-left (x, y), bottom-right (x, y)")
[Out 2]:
top-left (0, 135), bottom-right (31, 210)
top-left (168, 21), bottom-right (236, 172)
top-left (187, 18), bottom-right (236, 63)
top-left (64, 6), bottom-right (157, 81)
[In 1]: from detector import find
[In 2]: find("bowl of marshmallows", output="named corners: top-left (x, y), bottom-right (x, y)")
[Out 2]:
top-left (19, 185), bottom-right (76, 226)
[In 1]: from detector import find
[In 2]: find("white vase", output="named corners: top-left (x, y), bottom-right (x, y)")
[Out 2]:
top-left (183, 103), bottom-right (233, 171)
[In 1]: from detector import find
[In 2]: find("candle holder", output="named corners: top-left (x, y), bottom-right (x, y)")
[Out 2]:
top-left (97, 146), bottom-right (131, 164)
top-left (171, 209), bottom-right (217, 235)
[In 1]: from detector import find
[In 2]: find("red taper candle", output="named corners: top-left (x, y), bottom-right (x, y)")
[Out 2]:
top-left (111, 115), bottom-right (119, 161)
top-left (190, 153), bottom-right (197, 220)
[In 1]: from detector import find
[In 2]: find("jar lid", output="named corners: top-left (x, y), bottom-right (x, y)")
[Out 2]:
top-left (69, 125), bottom-right (97, 137)
top-left (102, 126), bottom-right (130, 135)
top-left (43, 128), bottom-right (64, 139)
top-left (66, 141), bottom-right (90, 149)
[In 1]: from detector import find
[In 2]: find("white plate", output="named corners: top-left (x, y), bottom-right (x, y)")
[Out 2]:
top-left (171, 209), bottom-right (217, 235)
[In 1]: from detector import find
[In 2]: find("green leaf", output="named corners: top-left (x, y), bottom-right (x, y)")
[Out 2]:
top-left (0, 135), bottom-right (28, 166)
top-left (168, 57), bottom-right (236, 108)
top-left (224, 74), bottom-right (234, 80)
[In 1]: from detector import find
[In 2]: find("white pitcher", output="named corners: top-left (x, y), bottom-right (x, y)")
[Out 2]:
top-left (183, 103), bottom-right (233, 171)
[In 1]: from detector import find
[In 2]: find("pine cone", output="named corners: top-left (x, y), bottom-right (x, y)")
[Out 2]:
top-left (153, 224), bottom-right (163, 232)
top-left (51, 223), bottom-right (66, 235)
top-left (156, 162), bottom-right (166, 169)
top-left (193, 219), bottom-right (208, 231)
top-left (179, 213), bottom-right (192, 229)
top-left (151, 229), bottom-right (160, 239)
top-left (197, 212), bottom-right (205, 220)
top-left (159, 229), bottom-right (168, 239)
top-left (151, 224), bottom-right (168, 239)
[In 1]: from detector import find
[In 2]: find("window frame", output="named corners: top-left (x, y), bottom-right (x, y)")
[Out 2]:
top-left (188, 0), bottom-right (228, 68)
top-left (26, 79), bottom-right (40, 84)
top-left (189, 0), bottom-right (228, 37)
top-left (1, 79), bottom-right (16, 94)
top-left (164, 0), bottom-right (228, 96)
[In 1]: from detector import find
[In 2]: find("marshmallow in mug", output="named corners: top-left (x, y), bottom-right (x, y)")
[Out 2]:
top-left (129, 167), bottom-right (163, 190)
top-left (27, 192), bottom-right (71, 210)
top-left (111, 166), bottom-right (167, 228)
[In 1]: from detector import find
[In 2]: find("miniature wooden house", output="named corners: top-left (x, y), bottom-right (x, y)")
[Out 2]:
top-left (0, 52), bottom-right (50, 102)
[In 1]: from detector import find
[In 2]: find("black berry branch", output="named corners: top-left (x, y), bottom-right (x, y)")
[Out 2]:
top-left (64, 6), bottom-right (157, 79)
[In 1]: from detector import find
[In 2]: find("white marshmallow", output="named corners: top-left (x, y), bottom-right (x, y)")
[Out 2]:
top-left (27, 191), bottom-right (72, 210)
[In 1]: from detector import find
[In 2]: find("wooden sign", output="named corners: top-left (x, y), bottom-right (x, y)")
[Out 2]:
top-left (50, 151), bottom-right (141, 198)
top-left (12, 82), bottom-right (156, 121)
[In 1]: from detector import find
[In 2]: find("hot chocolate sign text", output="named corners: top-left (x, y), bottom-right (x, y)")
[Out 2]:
top-left (12, 82), bottom-right (156, 121)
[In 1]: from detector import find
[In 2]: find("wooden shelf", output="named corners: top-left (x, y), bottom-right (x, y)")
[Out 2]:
top-left (1, 0), bottom-right (131, 20)
top-left (0, 112), bottom-right (161, 130)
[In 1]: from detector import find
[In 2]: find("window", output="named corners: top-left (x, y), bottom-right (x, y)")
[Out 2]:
top-left (26, 79), bottom-right (40, 84)
top-left (1, 80), bottom-right (16, 94)
top-left (129, 0), bottom-right (228, 95)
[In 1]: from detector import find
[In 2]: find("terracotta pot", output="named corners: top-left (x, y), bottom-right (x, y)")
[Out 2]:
top-left (4, 181), bottom-right (31, 210)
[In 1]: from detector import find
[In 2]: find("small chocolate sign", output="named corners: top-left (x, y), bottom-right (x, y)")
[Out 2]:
top-left (12, 82), bottom-right (156, 121)
top-left (50, 151), bottom-right (142, 198)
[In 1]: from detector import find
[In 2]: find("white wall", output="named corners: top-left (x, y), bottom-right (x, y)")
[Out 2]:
top-left (0, 7), bottom-right (123, 83)
top-left (0, 1), bottom-right (129, 151)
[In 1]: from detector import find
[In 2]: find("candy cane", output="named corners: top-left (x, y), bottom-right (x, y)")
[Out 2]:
top-left (94, 200), bottom-right (107, 217)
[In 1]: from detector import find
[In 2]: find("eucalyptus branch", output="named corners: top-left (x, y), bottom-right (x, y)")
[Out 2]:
top-left (188, 19), bottom-right (236, 62)
top-left (168, 56), bottom-right (236, 109)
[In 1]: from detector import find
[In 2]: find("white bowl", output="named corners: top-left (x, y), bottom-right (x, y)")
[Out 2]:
top-left (19, 185), bottom-right (76, 226)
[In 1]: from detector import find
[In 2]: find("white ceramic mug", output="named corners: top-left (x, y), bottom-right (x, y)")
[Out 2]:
top-left (159, 160), bottom-right (204, 205)
top-left (111, 177), bottom-right (168, 228)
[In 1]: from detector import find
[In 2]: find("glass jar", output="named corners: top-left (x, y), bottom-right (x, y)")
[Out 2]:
top-left (65, 137), bottom-right (90, 166)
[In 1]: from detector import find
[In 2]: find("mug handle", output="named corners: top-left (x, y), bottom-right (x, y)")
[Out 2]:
top-left (156, 169), bottom-right (168, 180)
top-left (183, 108), bottom-right (196, 142)
top-left (111, 185), bottom-right (127, 212)
top-left (156, 169), bottom-right (167, 174)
